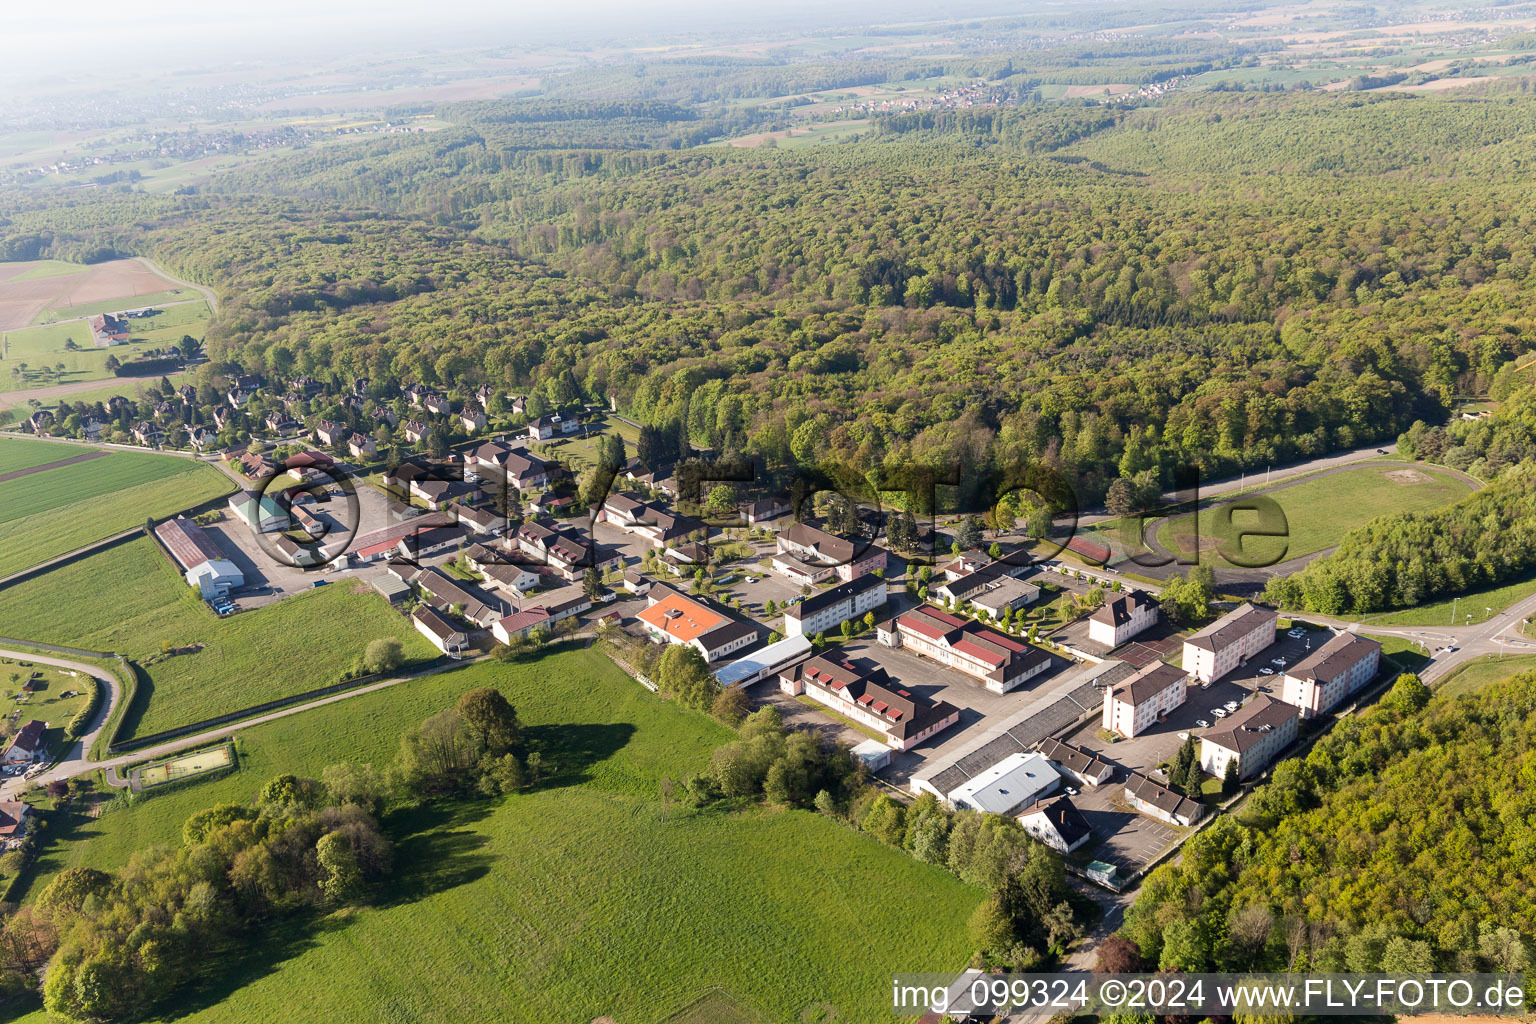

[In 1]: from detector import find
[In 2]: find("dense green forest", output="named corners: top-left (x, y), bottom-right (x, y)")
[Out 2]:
top-left (1117, 672), bottom-right (1534, 975)
top-left (6, 88), bottom-right (1536, 509)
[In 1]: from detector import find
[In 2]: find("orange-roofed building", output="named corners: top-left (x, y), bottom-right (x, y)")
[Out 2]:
top-left (637, 585), bottom-right (760, 663)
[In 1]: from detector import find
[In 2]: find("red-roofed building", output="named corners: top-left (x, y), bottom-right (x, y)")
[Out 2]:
top-left (4, 721), bottom-right (46, 763)
top-left (879, 605), bottom-right (1052, 693)
top-left (780, 653), bottom-right (959, 751)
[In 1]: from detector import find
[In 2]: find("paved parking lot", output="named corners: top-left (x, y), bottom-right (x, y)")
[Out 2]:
top-left (1068, 779), bottom-right (1186, 875)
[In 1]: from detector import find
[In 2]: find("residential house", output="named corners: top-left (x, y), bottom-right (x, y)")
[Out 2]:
top-left (514, 519), bottom-right (622, 581)
top-left (211, 406), bottom-right (234, 431)
top-left (264, 411), bottom-right (297, 436)
top-left (622, 570), bottom-right (654, 596)
top-left (1101, 661), bottom-right (1188, 739)
top-left (1182, 603), bottom-right (1278, 683)
top-left (413, 606), bottom-right (468, 659)
top-left (0, 802), bottom-right (31, 849)
top-left (187, 425), bottom-right (215, 450)
top-left (1280, 631), bottom-right (1383, 718)
top-left (348, 432), bottom-right (378, 459)
top-left (1036, 737), bottom-right (1116, 787)
top-left (527, 415), bottom-right (558, 441)
top-left (132, 421), bottom-right (164, 446)
top-left (312, 419), bottom-right (346, 447)
top-left (4, 721), bottom-right (47, 763)
top-left (878, 605), bottom-right (1052, 693)
top-left (1087, 590), bottom-right (1160, 648)
top-left (459, 407), bottom-right (487, 433)
top-left (782, 574), bottom-right (886, 638)
top-left (402, 420), bottom-right (429, 444)
top-left (455, 504), bottom-right (507, 537)
top-left (1019, 796), bottom-right (1092, 854)
top-left (1124, 771), bottom-right (1207, 826)
top-left (779, 653), bottom-right (959, 751)
top-left (409, 477), bottom-right (475, 511)
top-left (423, 393), bottom-right (452, 416)
top-left (636, 587), bottom-right (760, 663)
top-left (467, 442), bottom-right (559, 491)
top-left (227, 389), bottom-right (254, 410)
top-left (24, 411), bottom-right (53, 435)
top-left (1200, 695), bottom-right (1299, 780)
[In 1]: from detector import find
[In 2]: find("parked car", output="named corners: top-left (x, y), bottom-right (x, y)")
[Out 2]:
top-left (1259, 667), bottom-right (1274, 675)
top-left (1195, 719), bottom-right (1210, 728)
top-left (311, 580), bottom-right (330, 588)
top-left (1212, 708), bottom-right (1228, 718)
top-left (1270, 657), bottom-right (1286, 666)
top-left (1224, 701), bottom-right (1240, 711)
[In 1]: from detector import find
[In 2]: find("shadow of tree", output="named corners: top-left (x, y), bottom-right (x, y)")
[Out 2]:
top-left (149, 721), bottom-right (638, 1019)
top-left (522, 721), bottom-right (635, 789)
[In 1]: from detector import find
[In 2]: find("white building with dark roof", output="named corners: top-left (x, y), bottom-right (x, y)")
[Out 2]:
top-left (782, 574), bottom-right (886, 637)
top-left (1101, 661), bottom-right (1187, 738)
top-left (1124, 771), bottom-right (1206, 826)
top-left (1281, 631), bottom-right (1382, 718)
top-left (1019, 795), bottom-right (1092, 853)
top-left (779, 653), bottom-right (961, 751)
top-left (941, 751), bottom-right (1060, 815)
top-left (1087, 590), bottom-right (1159, 647)
top-left (154, 517), bottom-right (244, 598)
top-left (1182, 602), bottom-right (1277, 682)
top-left (1199, 694), bottom-right (1299, 780)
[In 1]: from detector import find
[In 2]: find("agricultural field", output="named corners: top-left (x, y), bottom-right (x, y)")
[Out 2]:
top-left (0, 439), bottom-right (231, 578)
top-left (1154, 462), bottom-right (1473, 568)
top-left (0, 537), bottom-right (438, 738)
top-left (0, 258), bottom-right (190, 332)
top-left (0, 299), bottom-right (209, 392)
top-left (0, 370), bottom-right (195, 413)
top-left (8, 650), bottom-right (980, 1023)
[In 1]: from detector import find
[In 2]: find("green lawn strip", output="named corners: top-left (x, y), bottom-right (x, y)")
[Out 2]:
top-left (1362, 634), bottom-right (1431, 674)
top-left (36, 288), bottom-right (197, 324)
top-left (0, 538), bottom-right (438, 738)
top-left (793, 694), bottom-right (886, 742)
top-left (1154, 463), bottom-right (1471, 567)
top-left (8, 260), bottom-right (89, 281)
top-left (1435, 654), bottom-right (1536, 699)
top-left (1361, 573), bottom-right (1536, 627)
top-left (15, 652), bottom-right (979, 1023)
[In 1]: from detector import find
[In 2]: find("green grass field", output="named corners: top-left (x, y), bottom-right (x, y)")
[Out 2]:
top-left (0, 370), bottom-right (196, 412)
top-left (0, 436), bottom-right (86, 475)
top-left (0, 441), bottom-right (231, 578)
top-left (1436, 654), bottom-right (1536, 699)
top-left (36, 288), bottom-right (199, 324)
top-left (1363, 573), bottom-right (1536, 627)
top-left (1155, 463), bottom-right (1472, 567)
top-left (135, 742), bottom-right (234, 788)
top-left (7, 260), bottom-right (89, 282)
top-left (10, 650), bottom-right (980, 1023)
top-left (0, 537), bottom-right (439, 738)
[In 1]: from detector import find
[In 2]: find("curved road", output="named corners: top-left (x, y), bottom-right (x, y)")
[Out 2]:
top-left (0, 649), bottom-right (123, 798)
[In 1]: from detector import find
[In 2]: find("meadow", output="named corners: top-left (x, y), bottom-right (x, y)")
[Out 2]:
top-left (0, 370), bottom-right (196, 412)
top-left (1362, 572), bottom-right (1536, 627)
top-left (1154, 463), bottom-right (1472, 567)
top-left (1436, 653), bottom-right (1536, 699)
top-left (0, 442), bottom-right (231, 578)
top-left (0, 538), bottom-right (438, 737)
top-left (10, 649), bottom-right (980, 1024)
top-left (37, 289), bottom-right (200, 324)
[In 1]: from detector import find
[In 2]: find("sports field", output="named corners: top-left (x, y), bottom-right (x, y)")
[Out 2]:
top-left (9, 650), bottom-right (980, 1024)
top-left (1155, 462), bottom-right (1473, 567)
top-left (0, 538), bottom-right (439, 737)
top-left (0, 439), bottom-right (231, 579)
top-left (133, 742), bottom-right (235, 789)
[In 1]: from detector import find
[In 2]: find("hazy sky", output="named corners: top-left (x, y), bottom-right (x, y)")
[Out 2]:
top-left (4, 0), bottom-right (929, 71)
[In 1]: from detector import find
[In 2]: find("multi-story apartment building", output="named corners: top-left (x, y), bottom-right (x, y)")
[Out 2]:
top-left (1281, 631), bottom-right (1382, 718)
top-left (1101, 661), bottom-right (1188, 738)
top-left (782, 574), bottom-right (886, 637)
top-left (778, 654), bottom-right (960, 751)
top-left (1199, 694), bottom-right (1300, 779)
top-left (1182, 602), bottom-right (1278, 683)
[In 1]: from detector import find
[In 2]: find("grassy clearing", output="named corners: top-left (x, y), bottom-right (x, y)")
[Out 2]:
top-left (14, 650), bottom-right (979, 1023)
top-left (1436, 654), bottom-right (1536, 699)
top-left (1365, 634), bottom-right (1431, 674)
top-left (0, 538), bottom-right (438, 738)
top-left (1155, 463), bottom-right (1471, 567)
top-left (1363, 573), bottom-right (1536, 627)
top-left (0, 436), bottom-right (87, 475)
